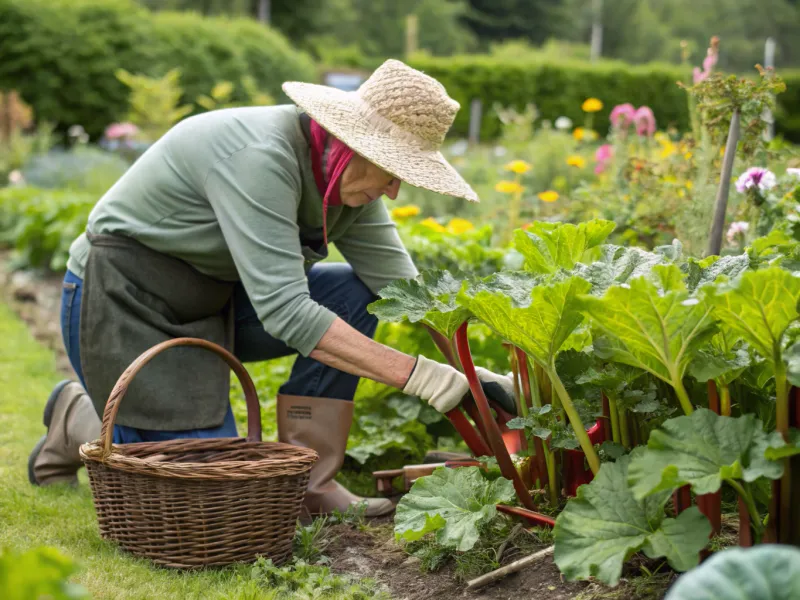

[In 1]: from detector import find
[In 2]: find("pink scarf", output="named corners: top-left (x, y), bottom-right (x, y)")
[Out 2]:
top-left (309, 119), bottom-right (354, 245)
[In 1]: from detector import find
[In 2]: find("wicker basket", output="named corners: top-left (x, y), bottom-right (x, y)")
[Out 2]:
top-left (79, 338), bottom-right (318, 569)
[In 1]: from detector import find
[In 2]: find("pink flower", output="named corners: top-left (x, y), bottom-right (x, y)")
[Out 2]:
top-left (594, 144), bottom-right (614, 174)
top-left (726, 221), bottom-right (749, 244)
top-left (633, 106), bottom-right (656, 137)
top-left (693, 43), bottom-right (719, 84)
top-left (735, 167), bottom-right (777, 194)
top-left (610, 103), bottom-right (636, 128)
top-left (104, 122), bottom-right (139, 140)
top-left (692, 67), bottom-right (709, 84)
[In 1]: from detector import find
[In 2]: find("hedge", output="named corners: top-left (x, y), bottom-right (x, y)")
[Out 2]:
top-left (0, 0), bottom-right (317, 138)
top-left (409, 54), bottom-right (800, 143)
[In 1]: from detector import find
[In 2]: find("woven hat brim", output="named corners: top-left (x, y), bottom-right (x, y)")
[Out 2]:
top-left (283, 82), bottom-right (479, 203)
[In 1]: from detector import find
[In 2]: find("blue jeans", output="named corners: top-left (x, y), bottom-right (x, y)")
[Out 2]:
top-left (60, 264), bottom-right (378, 443)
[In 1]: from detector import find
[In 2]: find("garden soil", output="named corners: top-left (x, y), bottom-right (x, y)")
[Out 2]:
top-left (0, 255), bottom-right (674, 600)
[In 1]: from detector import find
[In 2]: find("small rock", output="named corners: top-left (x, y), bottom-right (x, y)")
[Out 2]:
top-left (10, 271), bottom-right (37, 303)
top-left (401, 556), bottom-right (421, 568)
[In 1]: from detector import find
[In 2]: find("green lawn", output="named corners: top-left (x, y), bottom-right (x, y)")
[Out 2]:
top-left (0, 302), bottom-right (381, 599)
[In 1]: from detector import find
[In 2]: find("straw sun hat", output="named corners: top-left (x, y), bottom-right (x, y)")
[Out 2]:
top-left (282, 59), bottom-right (479, 203)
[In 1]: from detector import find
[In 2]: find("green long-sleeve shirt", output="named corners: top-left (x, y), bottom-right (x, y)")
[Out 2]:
top-left (68, 105), bottom-right (418, 356)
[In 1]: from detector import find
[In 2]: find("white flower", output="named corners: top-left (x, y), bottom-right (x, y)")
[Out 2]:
top-left (735, 167), bottom-right (777, 193)
top-left (787, 168), bottom-right (800, 179)
top-left (8, 170), bottom-right (24, 185)
top-left (726, 221), bottom-right (750, 244)
top-left (555, 116), bottom-right (573, 131)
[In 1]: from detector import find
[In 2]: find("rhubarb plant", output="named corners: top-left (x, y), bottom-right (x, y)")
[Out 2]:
top-left (513, 219), bottom-right (615, 274)
top-left (578, 264), bottom-right (718, 416)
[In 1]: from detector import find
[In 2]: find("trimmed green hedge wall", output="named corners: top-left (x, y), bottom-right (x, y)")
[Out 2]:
top-left (0, 0), bottom-right (317, 138)
top-left (409, 55), bottom-right (800, 143)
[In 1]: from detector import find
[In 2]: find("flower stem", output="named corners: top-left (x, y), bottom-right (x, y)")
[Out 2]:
top-left (608, 394), bottom-right (621, 445)
top-left (774, 360), bottom-right (791, 543)
top-left (720, 384), bottom-right (731, 417)
top-left (618, 405), bottom-right (631, 449)
top-left (728, 479), bottom-right (764, 544)
top-left (547, 364), bottom-right (601, 475)
top-left (543, 444), bottom-right (558, 507)
top-left (673, 376), bottom-right (695, 416)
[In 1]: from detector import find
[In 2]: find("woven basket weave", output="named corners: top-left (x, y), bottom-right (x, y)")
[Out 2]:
top-left (79, 338), bottom-right (318, 569)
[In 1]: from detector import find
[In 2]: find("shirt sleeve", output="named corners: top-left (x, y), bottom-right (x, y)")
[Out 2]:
top-left (335, 199), bottom-right (419, 295)
top-left (204, 141), bottom-right (337, 356)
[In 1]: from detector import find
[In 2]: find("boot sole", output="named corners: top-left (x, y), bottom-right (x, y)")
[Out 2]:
top-left (28, 434), bottom-right (47, 485)
top-left (43, 380), bottom-right (71, 429)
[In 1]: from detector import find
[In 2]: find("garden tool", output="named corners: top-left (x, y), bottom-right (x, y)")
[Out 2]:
top-left (29, 380), bottom-right (101, 486)
top-left (277, 394), bottom-right (395, 518)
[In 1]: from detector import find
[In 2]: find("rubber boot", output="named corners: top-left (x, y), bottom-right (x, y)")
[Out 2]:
top-left (277, 395), bottom-right (394, 518)
top-left (28, 380), bottom-right (101, 486)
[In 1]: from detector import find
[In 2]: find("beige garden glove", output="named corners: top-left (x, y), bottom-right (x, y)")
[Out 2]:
top-left (403, 355), bottom-right (517, 414)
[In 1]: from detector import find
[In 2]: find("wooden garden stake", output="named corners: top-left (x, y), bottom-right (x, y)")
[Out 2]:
top-left (467, 546), bottom-right (554, 590)
top-left (707, 108), bottom-right (740, 256)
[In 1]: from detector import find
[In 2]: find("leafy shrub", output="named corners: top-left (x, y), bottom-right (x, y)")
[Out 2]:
top-left (0, 186), bottom-right (95, 271)
top-left (21, 147), bottom-right (129, 194)
top-left (0, 0), bottom-right (316, 138)
top-left (407, 54), bottom-right (693, 139)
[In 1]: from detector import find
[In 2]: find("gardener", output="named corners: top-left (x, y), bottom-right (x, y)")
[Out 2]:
top-left (28, 59), bottom-right (514, 518)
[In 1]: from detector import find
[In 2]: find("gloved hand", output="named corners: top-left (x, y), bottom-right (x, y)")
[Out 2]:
top-left (402, 355), bottom-right (517, 414)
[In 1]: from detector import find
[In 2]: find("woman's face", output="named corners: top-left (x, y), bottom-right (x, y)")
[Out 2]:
top-left (339, 155), bottom-right (401, 207)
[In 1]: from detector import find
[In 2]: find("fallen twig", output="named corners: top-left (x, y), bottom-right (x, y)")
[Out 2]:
top-left (466, 545), bottom-right (554, 590)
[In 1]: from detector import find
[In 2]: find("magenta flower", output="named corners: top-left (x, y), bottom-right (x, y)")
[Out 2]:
top-left (594, 144), bottom-right (614, 174)
top-left (610, 103), bottom-right (636, 128)
top-left (104, 122), bottom-right (139, 140)
top-left (693, 42), bottom-right (719, 84)
top-left (633, 106), bottom-right (656, 137)
top-left (726, 221), bottom-right (750, 244)
top-left (735, 167), bottom-right (777, 194)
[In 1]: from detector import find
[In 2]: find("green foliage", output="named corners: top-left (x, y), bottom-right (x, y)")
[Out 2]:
top-left (0, 546), bottom-right (89, 600)
top-left (115, 69), bottom-right (193, 142)
top-left (0, 186), bottom-right (96, 271)
top-left (513, 219), bottom-right (615, 274)
top-left (21, 147), bottom-right (130, 194)
top-left (553, 452), bottom-right (710, 587)
top-left (627, 409), bottom-right (787, 498)
top-left (0, 0), bottom-right (316, 138)
top-left (196, 77), bottom-right (274, 112)
top-left (368, 270), bottom-right (469, 339)
top-left (394, 466), bottom-right (514, 552)
top-left (579, 264), bottom-right (718, 415)
top-left (665, 545), bottom-right (800, 600)
top-left (408, 54), bottom-right (691, 139)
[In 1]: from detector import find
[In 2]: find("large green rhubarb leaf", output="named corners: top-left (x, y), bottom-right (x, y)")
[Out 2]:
top-left (707, 268), bottom-right (800, 367)
top-left (665, 545), bottom-right (800, 600)
top-left (579, 265), bottom-right (718, 415)
top-left (368, 270), bottom-right (470, 338)
top-left (513, 219), bottom-right (615, 274)
top-left (573, 245), bottom-right (669, 297)
top-left (459, 275), bottom-right (591, 366)
top-left (684, 254), bottom-right (750, 295)
top-left (394, 466), bottom-right (514, 551)
top-left (554, 452), bottom-right (710, 587)
top-left (628, 409), bottom-right (787, 498)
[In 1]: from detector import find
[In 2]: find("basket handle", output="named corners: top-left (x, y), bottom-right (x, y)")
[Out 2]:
top-left (100, 337), bottom-right (261, 457)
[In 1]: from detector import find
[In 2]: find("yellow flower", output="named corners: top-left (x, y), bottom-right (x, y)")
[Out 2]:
top-left (663, 174), bottom-right (677, 184)
top-left (446, 218), bottom-right (475, 235)
top-left (566, 155), bottom-right (586, 169)
top-left (660, 142), bottom-right (677, 158)
top-left (573, 127), bottom-right (585, 140)
top-left (420, 217), bottom-right (447, 233)
top-left (504, 160), bottom-right (532, 174)
top-left (684, 152), bottom-right (693, 160)
top-left (678, 189), bottom-right (686, 198)
top-left (582, 98), bottom-right (604, 113)
top-left (390, 205), bottom-right (421, 219)
top-left (685, 181), bottom-right (693, 190)
top-left (495, 180), bottom-right (524, 194)
top-left (538, 190), bottom-right (559, 203)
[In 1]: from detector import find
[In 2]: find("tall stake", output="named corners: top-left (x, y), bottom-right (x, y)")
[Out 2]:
top-left (707, 109), bottom-right (740, 256)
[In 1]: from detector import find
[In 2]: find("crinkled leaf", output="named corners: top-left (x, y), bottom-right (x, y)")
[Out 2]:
top-left (654, 239), bottom-right (684, 262)
top-left (628, 409), bottom-right (787, 498)
top-left (689, 346), bottom-right (750, 384)
top-left (573, 245), bottom-right (668, 297)
top-left (785, 342), bottom-right (800, 387)
top-left (394, 466), bottom-right (515, 551)
top-left (465, 271), bottom-right (541, 307)
top-left (600, 441), bottom-right (627, 460)
top-left (665, 545), bottom-right (800, 600)
top-left (576, 363), bottom-right (645, 398)
top-left (580, 265), bottom-right (718, 386)
top-left (514, 219), bottom-right (615, 274)
top-left (459, 276), bottom-right (592, 366)
top-left (368, 270), bottom-right (470, 338)
top-left (684, 254), bottom-right (750, 295)
top-left (748, 229), bottom-right (798, 269)
top-left (708, 268), bottom-right (800, 365)
top-left (631, 397), bottom-right (661, 414)
top-left (554, 452), bottom-right (710, 587)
